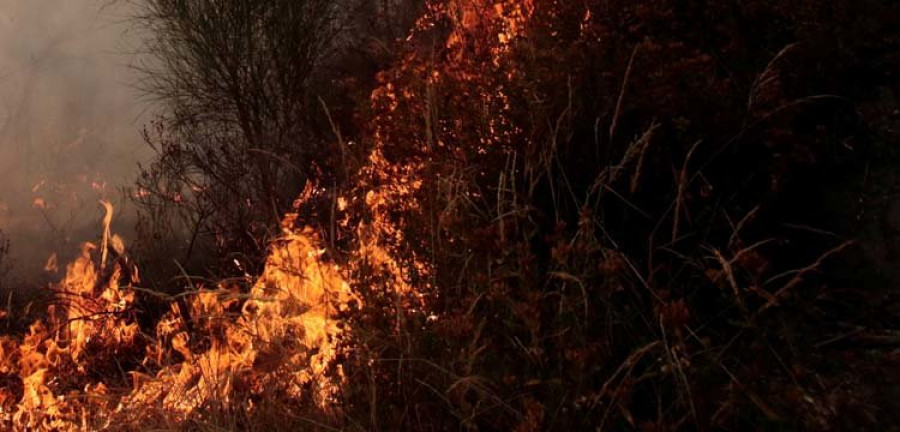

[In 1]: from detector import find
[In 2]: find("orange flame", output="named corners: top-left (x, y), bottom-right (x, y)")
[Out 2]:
top-left (0, 1), bottom-right (537, 428)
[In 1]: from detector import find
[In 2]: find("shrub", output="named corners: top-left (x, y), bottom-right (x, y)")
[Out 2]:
top-left (329, 0), bottom-right (895, 429)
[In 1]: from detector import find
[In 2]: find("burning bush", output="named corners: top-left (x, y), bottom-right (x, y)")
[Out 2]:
top-left (0, 199), bottom-right (355, 429)
top-left (331, 0), bottom-right (895, 430)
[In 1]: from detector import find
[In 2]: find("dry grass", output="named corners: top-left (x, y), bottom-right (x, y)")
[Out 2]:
top-left (0, 0), bottom-right (896, 430)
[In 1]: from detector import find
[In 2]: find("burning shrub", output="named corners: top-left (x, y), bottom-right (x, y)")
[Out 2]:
top-left (0, 200), bottom-right (355, 430)
top-left (0, 202), bottom-right (142, 429)
top-left (330, 0), bottom-right (894, 430)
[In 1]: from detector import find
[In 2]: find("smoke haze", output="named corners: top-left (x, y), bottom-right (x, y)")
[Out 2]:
top-left (0, 0), bottom-right (148, 282)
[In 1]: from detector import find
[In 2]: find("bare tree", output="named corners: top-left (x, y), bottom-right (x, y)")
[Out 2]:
top-left (132, 0), bottom-right (342, 275)
top-left (129, 0), bottom-right (428, 282)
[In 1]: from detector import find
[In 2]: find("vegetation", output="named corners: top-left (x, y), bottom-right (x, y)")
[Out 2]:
top-left (131, 0), bottom-right (343, 282)
top-left (330, 1), bottom-right (897, 429)
top-left (0, 0), bottom-right (897, 430)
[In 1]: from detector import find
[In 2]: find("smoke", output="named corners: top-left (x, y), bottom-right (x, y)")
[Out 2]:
top-left (0, 0), bottom-right (149, 284)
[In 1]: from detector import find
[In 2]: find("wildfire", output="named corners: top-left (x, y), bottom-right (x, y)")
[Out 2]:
top-left (0, 1), bottom-right (536, 429)
top-left (0, 196), bottom-right (361, 429)
top-left (0, 200), bottom-right (141, 429)
top-left (0, 163), bottom-right (427, 429)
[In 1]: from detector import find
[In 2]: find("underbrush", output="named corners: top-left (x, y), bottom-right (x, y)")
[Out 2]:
top-left (328, 1), bottom-right (898, 430)
top-left (0, 0), bottom-right (896, 430)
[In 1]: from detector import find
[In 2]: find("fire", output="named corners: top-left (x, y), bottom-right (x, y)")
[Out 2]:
top-left (0, 1), bottom-right (533, 429)
top-left (0, 200), bottom-right (141, 429)
top-left (44, 254), bottom-right (58, 274)
top-left (0, 162), bottom-right (431, 429)
top-left (0, 192), bottom-right (371, 428)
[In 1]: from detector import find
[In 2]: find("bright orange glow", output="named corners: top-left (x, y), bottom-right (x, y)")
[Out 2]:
top-left (0, 1), bottom-right (539, 428)
top-left (0, 198), bottom-right (364, 428)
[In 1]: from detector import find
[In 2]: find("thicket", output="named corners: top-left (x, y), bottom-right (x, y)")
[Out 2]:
top-left (324, 1), bottom-right (898, 430)
top-left (130, 0), bottom-right (425, 286)
top-left (120, 0), bottom-right (899, 430)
